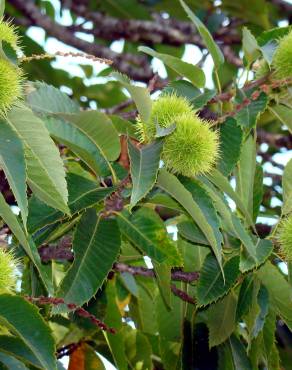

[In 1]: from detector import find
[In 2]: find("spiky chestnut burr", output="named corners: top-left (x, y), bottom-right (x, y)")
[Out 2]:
top-left (272, 30), bottom-right (292, 79)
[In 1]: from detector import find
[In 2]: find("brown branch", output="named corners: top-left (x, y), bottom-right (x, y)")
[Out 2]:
top-left (69, 4), bottom-right (242, 68)
top-left (70, 4), bottom-right (240, 47)
top-left (26, 296), bottom-right (116, 333)
top-left (37, 241), bottom-right (200, 283)
top-left (114, 262), bottom-right (200, 283)
top-left (171, 284), bottom-right (196, 305)
top-left (269, 0), bottom-right (292, 15)
top-left (8, 0), bottom-right (154, 82)
top-left (257, 130), bottom-right (292, 150)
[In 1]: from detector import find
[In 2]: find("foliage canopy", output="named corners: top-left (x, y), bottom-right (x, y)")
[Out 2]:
top-left (0, 0), bottom-right (292, 369)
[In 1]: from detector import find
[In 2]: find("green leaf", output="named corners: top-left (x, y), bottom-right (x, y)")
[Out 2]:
top-left (28, 173), bottom-right (114, 233)
top-left (257, 26), bottom-right (292, 46)
top-left (206, 291), bottom-right (237, 348)
top-left (104, 280), bottom-right (128, 370)
top-left (235, 135), bottom-right (256, 219)
top-left (234, 91), bottom-right (268, 129)
top-left (138, 46), bottom-right (205, 88)
top-left (253, 164), bottom-right (263, 222)
top-left (0, 352), bottom-right (29, 370)
top-left (217, 118), bottom-right (243, 176)
top-left (0, 120), bottom-right (27, 228)
top-left (236, 276), bottom-right (254, 321)
top-left (0, 335), bottom-right (42, 368)
top-left (111, 72), bottom-right (152, 123)
top-left (0, 194), bottom-right (53, 294)
top-left (258, 261), bottom-right (292, 330)
top-left (156, 291), bottom-right (183, 370)
top-left (124, 328), bottom-right (152, 370)
top-left (201, 177), bottom-right (257, 261)
top-left (60, 111), bottom-right (120, 179)
top-left (269, 104), bottom-right (292, 134)
top-left (57, 208), bottom-right (120, 306)
top-left (110, 115), bottom-right (139, 139)
top-left (44, 116), bottom-right (110, 177)
top-left (197, 255), bottom-right (240, 306)
top-left (222, 335), bottom-right (252, 370)
top-left (177, 219), bottom-right (209, 246)
top-left (181, 177), bottom-right (223, 248)
top-left (6, 105), bottom-right (69, 214)
top-left (239, 239), bottom-right (273, 273)
top-left (117, 208), bottom-right (182, 266)
top-left (252, 285), bottom-right (269, 338)
top-left (180, 0), bottom-right (224, 69)
top-left (0, 1), bottom-right (4, 17)
top-left (155, 123), bottom-right (176, 138)
top-left (128, 139), bottom-right (163, 209)
top-left (260, 40), bottom-right (278, 65)
top-left (207, 169), bottom-right (255, 228)
top-left (27, 82), bottom-right (79, 114)
top-left (0, 294), bottom-right (56, 370)
top-left (157, 170), bottom-right (223, 271)
top-left (153, 262), bottom-right (172, 309)
top-left (132, 282), bottom-right (158, 335)
top-left (177, 237), bottom-right (209, 271)
top-left (146, 193), bottom-right (183, 213)
top-left (232, 215), bottom-right (257, 263)
top-left (242, 27), bottom-right (260, 65)
top-left (191, 90), bottom-right (217, 109)
top-left (282, 158), bottom-right (292, 215)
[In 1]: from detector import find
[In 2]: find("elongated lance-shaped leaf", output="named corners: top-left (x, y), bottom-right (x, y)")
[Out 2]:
top-left (0, 335), bottom-right (43, 368)
top-left (57, 208), bottom-right (121, 307)
top-left (138, 46), bottom-right (205, 88)
top-left (44, 116), bottom-right (110, 176)
top-left (28, 173), bottom-right (115, 233)
top-left (0, 352), bottom-right (29, 370)
top-left (6, 105), bottom-right (69, 214)
top-left (258, 261), bottom-right (292, 330)
top-left (128, 139), bottom-right (163, 209)
top-left (207, 169), bottom-right (255, 229)
top-left (179, 0), bottom-right (224, 69)
top-left (180, 176), bottom-right (223, 252)
top-left (0, 193), bottom-right (53, 294)
top-left (0, 120), bottom-right (27, 229)
top-left (206, 291), bottom-right (237, 348)
top-left (27, 82), bottom-right (79, 114)
top-left (0, 295), bottom-right (56, 370)
top-left (218, 335), bottom-right (252, 370)
top-left (59, 111), bottom-right (120, 181)
top-left (157, 169), bottom-right (223, 273)
top-left (197, 255), bottom-right (240, 306)
top-left (217, 117), bottom-right (243, 176)
top-left (117, 207), bottom-right (182, 266)
top-left (282, 158), bottom-right (292, 215)
top-left (104, 280), bottom-right (128, 370)
top-left (269, 105), bottom-right (292, 134)
top-left (200, 178), bottom-right (257, 262)
top-left (156, 289), bottom-right (183, 370)
top-left (111, 72), bottom-right (152, 123)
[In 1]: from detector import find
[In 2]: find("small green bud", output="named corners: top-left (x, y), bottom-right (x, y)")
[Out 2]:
top-left (278, 215), bottom-right (292, 261)
top-left (272, 30), bottom-right (292, 79)
top-left (0, 248), bottom-right (18, 293)
top-left (254, 59), bottom-right (270, 79)
top-left (163, 112), bottom-right (219, 177)
top-left (0, 58), bottom-right (23, 113)
top-left (137, 94), bottom-right (193, 143)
